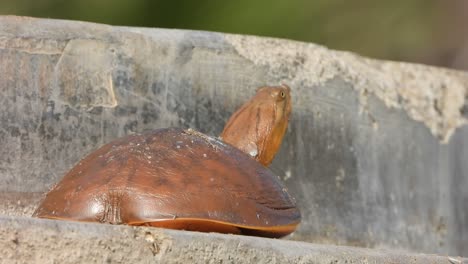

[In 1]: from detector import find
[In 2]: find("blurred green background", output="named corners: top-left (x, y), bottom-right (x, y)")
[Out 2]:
top-left (1, 0), bottom-right (467, 70)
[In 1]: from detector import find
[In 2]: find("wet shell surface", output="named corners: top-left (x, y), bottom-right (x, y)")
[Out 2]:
top-left (34, 128), bottom-right (301, 237)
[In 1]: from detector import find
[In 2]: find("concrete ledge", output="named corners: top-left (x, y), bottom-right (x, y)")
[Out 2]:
top-left (1, 216), bottom-right (465, 264)
top-left (1, 16), bottom-right (467, 258)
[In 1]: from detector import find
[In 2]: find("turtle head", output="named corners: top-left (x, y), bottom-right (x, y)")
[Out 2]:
top-left (220, 85), bottom-right (292, 166)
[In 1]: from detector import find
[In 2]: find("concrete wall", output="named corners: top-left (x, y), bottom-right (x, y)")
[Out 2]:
top-left (0, 16), bottom-right (467, 258)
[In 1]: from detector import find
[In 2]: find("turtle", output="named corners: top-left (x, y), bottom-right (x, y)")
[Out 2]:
top-left (33, 85), bottom-right (300, 238)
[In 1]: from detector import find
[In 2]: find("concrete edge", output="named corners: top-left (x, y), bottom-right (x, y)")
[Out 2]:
top-left (1, 215), bottom-right (465, 263)
top-left (0, 15), bottom-right (467, 141)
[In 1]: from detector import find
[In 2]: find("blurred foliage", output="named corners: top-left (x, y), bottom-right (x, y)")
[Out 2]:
top-left (1, 0), bottom-right (467, 70)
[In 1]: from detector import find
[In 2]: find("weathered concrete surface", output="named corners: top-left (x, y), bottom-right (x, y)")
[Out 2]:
top-left (0, 15), bottom-right (467, 258)
top-left (0, 192), bottom-right (41, 217)
top-left (1, 215), bottom-right (465, 264)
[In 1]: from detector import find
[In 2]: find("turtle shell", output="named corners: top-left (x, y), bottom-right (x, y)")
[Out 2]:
top-left (34, 128), bottom-right (300, 237)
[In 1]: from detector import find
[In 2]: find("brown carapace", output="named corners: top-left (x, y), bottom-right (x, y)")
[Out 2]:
top-left (221, 85), bottom-right (291, 166)
top-left (33, 86), bottom-right (300, 238)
